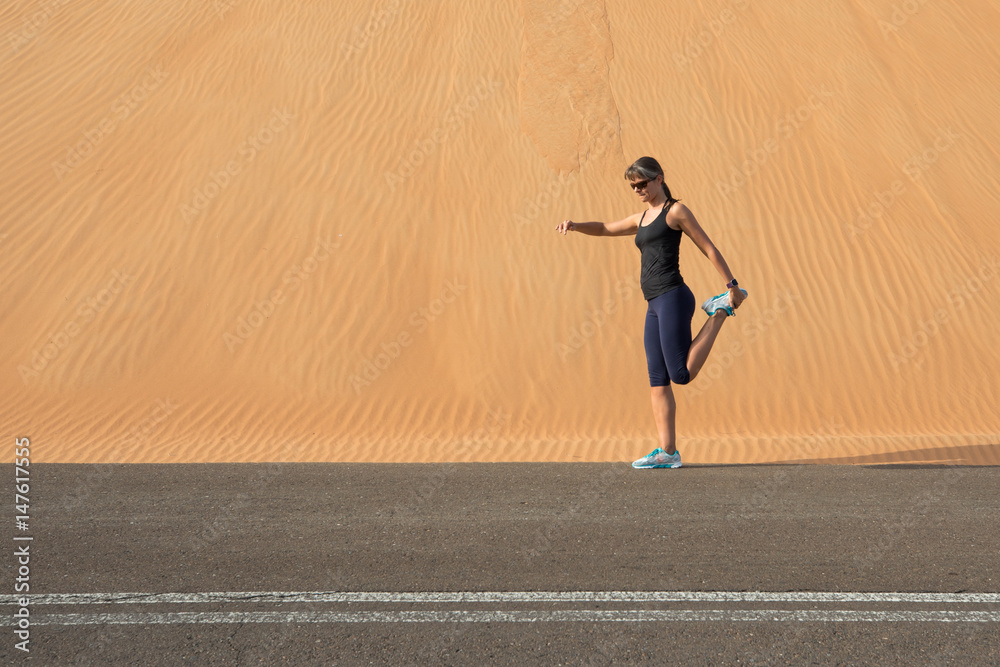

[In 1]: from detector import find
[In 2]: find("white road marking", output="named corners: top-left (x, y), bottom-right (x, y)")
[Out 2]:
top-left (5, 610), bottom-right (1000, 626)
top-left (5, 591), bottom-right (997, 626)
top-left (5, 591), bottom-right (1000, 605)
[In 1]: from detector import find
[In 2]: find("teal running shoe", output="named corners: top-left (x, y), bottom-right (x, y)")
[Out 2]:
top-left (632, 447), bottom-right (682, 469)
top-left (701, 288), bottom-right (748, 317)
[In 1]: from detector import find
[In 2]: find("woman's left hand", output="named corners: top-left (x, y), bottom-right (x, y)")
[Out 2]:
top-left (730, 287), bottom-right (746, 309)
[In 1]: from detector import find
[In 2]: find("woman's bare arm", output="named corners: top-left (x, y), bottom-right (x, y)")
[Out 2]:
top-left (555, 212), bottom-right (641, 237)
top-left (670, 203), bottom-right (746, 308)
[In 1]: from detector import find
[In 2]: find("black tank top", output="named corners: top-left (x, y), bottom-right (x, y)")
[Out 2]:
top-left (634, 199), bottom-right (684, 301)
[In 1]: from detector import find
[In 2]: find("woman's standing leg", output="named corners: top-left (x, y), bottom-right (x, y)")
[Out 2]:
top-left (650, 385), bottom-right (677, 454)
top-left (644, 288), bottom-right (694, 456)
top-left (647, 285), bottom-right (726, 455)
top-left (638, 286), bottom-right (730, 466)
top-left (643, 299), bottom-right (678, 455)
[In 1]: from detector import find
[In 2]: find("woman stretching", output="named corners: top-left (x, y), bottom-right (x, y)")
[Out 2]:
top-left (555, 156), bottom-right (748, 469)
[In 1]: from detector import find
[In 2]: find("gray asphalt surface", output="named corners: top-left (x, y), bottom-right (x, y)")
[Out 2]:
top-left (3, 462), bottom-right (1000, 665)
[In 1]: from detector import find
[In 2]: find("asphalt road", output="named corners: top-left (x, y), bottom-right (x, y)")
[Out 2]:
top-left (3, 463), bottom-right (999, 665)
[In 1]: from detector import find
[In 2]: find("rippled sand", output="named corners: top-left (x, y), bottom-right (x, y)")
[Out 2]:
top-left (2, 0), bottom-right (998, 463)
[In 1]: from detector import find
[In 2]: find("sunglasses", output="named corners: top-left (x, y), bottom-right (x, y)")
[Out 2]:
top-left (630, 178), bottom-right (656, 191)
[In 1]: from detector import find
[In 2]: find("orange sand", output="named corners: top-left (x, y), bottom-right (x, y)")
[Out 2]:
top-left (2, 0), bottom-right (998, 464)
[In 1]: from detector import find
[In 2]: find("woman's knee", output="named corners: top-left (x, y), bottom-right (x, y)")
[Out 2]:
top-left (670, 368), bottom-right (691, 385)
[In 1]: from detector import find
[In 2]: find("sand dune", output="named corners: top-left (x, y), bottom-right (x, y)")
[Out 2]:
top-left (2, 0), bottom-right (998, 464)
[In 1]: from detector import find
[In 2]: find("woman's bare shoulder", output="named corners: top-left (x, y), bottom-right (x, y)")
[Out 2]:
top-left (665, 200), bottom-right (692, 229)
top-left (666, 200), bottom-right (690, 216)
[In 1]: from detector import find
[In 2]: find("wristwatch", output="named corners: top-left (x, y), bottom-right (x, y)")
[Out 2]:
top-left (726, 279), bottom-right (738, 289)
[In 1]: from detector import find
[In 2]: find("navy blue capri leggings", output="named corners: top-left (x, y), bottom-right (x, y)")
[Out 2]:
top-left (643, 284), bottom-right (696, 386)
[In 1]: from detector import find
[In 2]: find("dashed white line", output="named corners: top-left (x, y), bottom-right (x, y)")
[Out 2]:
top-left (5, 591), bottom-right (997, 626)
top-left (7, 610), bottom-right (1000, 626)
top-left (5, 591), bottom-right (1000, 605)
